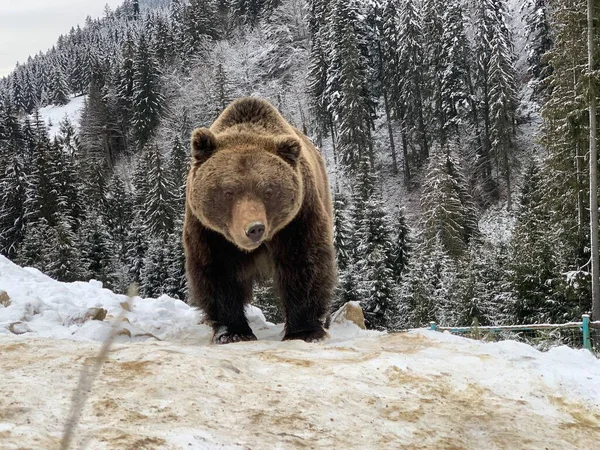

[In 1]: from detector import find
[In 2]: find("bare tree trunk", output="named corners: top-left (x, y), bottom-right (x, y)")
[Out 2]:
top-left (588, 0), bottom-right (600, 321)
top-left (575, 140), bottom-right (586, 241)
top-left (382, 90), bottom-right (398, 174)
top-left (376, 41), bottom-right (398, 175)
top-left (503, 146), bottom-right (512, 211)
top-left (401, 124), bottom-right (411, 186)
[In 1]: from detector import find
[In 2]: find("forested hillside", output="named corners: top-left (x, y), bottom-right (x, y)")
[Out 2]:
top-left (0, 0), bottom-right (597, 332)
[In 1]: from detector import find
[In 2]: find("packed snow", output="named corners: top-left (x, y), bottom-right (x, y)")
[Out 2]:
top-left (38, 95), bottom-right (86, 138)
top-left (1, 255), bottom-right (600, 449)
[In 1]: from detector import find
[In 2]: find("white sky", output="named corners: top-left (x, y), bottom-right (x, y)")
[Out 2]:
top-left (0, 0), bottom-right (125, 77)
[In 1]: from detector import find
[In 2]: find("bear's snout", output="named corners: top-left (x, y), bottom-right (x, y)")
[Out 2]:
top-left (245, 222), bottom-right (265, 243)
top-left (231, 198), bottom-right (268, 250)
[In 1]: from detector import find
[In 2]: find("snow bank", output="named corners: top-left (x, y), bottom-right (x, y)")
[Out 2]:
top-left (38, 95), bottom-right (86, 138)
top-left (1, 256), bottom-right (600, 449)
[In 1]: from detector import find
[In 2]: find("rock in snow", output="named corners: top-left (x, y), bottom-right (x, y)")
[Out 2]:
top-left (1, 255), bottom-right (600, 449)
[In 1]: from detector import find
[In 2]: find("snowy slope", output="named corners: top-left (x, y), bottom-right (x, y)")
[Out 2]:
top-left (1, 256), bottom-right (600, 449)
top-left (38, 95), bottom-right (86, 138)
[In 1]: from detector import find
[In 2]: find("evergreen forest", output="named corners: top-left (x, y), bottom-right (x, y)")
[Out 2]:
top-left (0, 0), bottom-right (598, 331)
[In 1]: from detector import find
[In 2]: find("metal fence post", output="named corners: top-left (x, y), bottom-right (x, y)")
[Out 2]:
top-left (429, 321), bottom-right (437, 331)
top-left (582, 314), bottom-right (591, 351)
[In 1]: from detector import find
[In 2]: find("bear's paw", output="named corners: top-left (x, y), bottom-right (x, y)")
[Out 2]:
top-left (213, 326), bottom-right (258, 345)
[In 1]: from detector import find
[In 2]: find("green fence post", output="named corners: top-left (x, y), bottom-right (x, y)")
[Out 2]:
top-left (582, 314), bottom-right (591, 351)
top-left (429, 321), bottom-right (437, 331)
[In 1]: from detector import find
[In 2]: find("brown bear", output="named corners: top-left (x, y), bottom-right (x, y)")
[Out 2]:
top-left (184, 97), bottom-right (337, 344)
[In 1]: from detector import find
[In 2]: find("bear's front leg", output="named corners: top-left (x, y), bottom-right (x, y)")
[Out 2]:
top-left (197, 268), bottom-right (257, 344)
top-left (184, 217), bottom-right (257, 344)
top-left (271, 215), bottom-right (337, 342)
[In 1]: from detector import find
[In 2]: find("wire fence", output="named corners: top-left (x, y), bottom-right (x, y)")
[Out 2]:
top-left (427, 315), bottom-right (600, 355)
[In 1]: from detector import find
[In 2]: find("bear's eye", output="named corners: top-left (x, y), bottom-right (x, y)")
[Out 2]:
top-left (264, 188), bottom-right (273, 199)
top-left (224, 190), bottom-right (234, 198)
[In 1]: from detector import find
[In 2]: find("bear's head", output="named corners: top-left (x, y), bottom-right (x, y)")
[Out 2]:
top-left (187, 128), bottom-right (304, 252)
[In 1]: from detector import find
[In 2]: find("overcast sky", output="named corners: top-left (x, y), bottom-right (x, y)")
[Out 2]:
top-left (0, 0), bottom-right (125, 77)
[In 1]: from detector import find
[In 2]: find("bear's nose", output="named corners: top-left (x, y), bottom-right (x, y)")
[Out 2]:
top-left (245, 222), bottom-right (265, 243)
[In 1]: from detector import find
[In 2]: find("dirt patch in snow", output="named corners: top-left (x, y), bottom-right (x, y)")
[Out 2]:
top-left (1, 333), bottom-right (599, 449)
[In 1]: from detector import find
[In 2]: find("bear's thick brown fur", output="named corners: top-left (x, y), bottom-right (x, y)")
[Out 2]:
top-left (184, 97), bottom-right (337, 344)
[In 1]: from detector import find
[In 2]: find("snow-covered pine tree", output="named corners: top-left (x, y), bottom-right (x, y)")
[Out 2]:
top-left (421, 151), bottom-right (471, 260)
top-left (140, 235), bottom-right (170, 298)
top-left (151, 13), bottom-right (174, 66)
top-left (143, 145), bottom-right (177, 238)
top-left (373, 0), bottom-right (400, 175)
top-left (104, 173), bottom-right (134, 260)
top-left (125, 215), bottom-right (149, 285)
top-left (326, 0), bottom-right (374, 171)
top-left (132, 30), bottom-right (164, 149)
top-left (168, 135), bottom-right (189, 210)
top-left (163, 223), bottom-right (187, 300)
top-left (451, 240), bottom-right (507, 327)
top-left (523, 0), bottom-right (552, 86)
top-left (331, 191), bottom-right (353, 311)
top-left (389, 208), bottom-right (410, 285)
top-left (183, 0), bottom-right (218, 60)
top-left (507, 162), bottom-right (557, 324)
top-left (352, 157), bottom-right (397, 329)
top-left (79, 214), bottom-right (119, 289)
top-left (49, 65), bottom-right (70, 106)
top-left (473, 0), bottom-right (517, 205)
top-left (46, 218), bottom-right (83, 282)
top-left (439, 0), bottom-right (472, 143)
top-left (395, 0), bottom-right (428, 163)
top-left (537, 0), bottom-right (593, 322)
top-left (16, 218), bottom-right (52, 271)
top-left (422, 0), bottom-right (445, 147)
top-left (400, 236), bottom-right (458, 328)
top-left (211, 63), bottom-right (234, 119)
top-left (0, 149), bottom-right (27, 259)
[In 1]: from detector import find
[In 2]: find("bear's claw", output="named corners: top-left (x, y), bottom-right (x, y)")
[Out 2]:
top-left (213, 327), bottom-right (257, 344)
top-left (283, 326), bottom-right (328, 343)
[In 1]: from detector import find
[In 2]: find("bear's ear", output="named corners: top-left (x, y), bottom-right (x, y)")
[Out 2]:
top-left (191, 128), bottom-right (217, 163)
top-left (274, 136), bottom-right (301, 165)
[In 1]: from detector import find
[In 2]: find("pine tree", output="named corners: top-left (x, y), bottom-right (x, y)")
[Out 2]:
top-left (169, 135), bottom-right (189, 210)
top-left (79, 214), bottom-right (118, 289)
top-left (473, 0), bottom-right (517, 204)
top-left (395, 0), bottom-right (428, 162)
top-left (46, 219), bottom-right (82, 282)
top-left (49, 66), bottom-right (70, 106)
top-left (183, 0), bottom-right (218, 59)
top-left (332, 191), bottom-right (354, 311)
top-left (390, 209), bottom-right (410, 284)
top-left (104, 174), bottom-right (134, 260)
top-left (400, 237), bottom-right (458, 328)
top-left (351, 157), bottom-right (397, 329)
top-left (0, 151), bottom-right (27, 258)
top-left (140, 236), bottom-right (170, 298)
top-left (211, 63), bottom-right (233, 118)
top-left (421, 152), bottom-right (478, 260)
top-left (536, 0), bottom-right (593, 322)
top-left (451, 241), bottom-right (507, 326)
top-left (163, 223), bottom-right (187, 300)
top-left (143, 145), bottom-right (177, 238)
top-left (439, 0), bottom-right (472, 142)
top-left (132, 31), bottom-right (164, 149)
top-left (422, 0), bottom-right (446, 146)
top-left (332, 192), bottom-right (352, 272)
top-left (508, 162), bottom-right (557, 323)
top-left (125, 215), bottom-right (148, 285)
top-left (326, 0), bottom-right (374, 171)
top-left (523, 0), bottom-right (552, 84)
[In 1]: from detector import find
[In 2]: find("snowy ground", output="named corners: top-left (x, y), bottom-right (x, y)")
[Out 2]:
top-left (1, 256), bottom-right (600, 449)
top-left (38, 95), bottom-right (86, 138)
